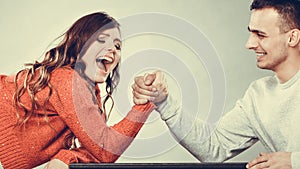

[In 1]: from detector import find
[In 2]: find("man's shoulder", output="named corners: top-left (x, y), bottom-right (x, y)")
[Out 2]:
top-left (249, 75), bottom-right (278, 91)
top-left (255, 75), bottom-right (277, 84)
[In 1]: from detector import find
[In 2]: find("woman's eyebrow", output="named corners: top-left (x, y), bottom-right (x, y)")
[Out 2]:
top-left (114, 38), bottom-right (121, 44)
top-left (99, 33), bottom-right (121, 42)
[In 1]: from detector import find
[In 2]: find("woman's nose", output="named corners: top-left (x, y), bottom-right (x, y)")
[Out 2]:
top-left (106, 41), bottom-right (116, 52)
top-left (106, 47), bottom-right (114, 52)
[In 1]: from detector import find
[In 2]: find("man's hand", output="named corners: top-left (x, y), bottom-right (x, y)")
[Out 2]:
top-left (44, 159), bottom-right (68, 169)
top-left (246, 152), bottom-right (292, 169)
top-left (132, 70), bottom-right (168, 105)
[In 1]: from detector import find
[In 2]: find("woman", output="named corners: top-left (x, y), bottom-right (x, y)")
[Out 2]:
top-left (0, 12), bottom-right (155, 169)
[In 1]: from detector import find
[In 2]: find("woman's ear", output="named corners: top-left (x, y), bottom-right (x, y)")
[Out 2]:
top-left (288, 29), bottom-right (300, 47)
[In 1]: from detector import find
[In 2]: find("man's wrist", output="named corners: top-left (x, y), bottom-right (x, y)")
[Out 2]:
top-left (291, 152), bottom-right (300, 169)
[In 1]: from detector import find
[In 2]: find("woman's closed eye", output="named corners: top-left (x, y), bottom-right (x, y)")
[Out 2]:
top-left (97, 37), bottom-right (106, 43)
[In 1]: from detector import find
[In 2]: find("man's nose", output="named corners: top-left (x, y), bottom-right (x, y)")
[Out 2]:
top-left (245, 34), bottom-right (258, 50)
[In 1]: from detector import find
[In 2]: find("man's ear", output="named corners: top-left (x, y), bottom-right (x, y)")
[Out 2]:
top-left (288, 29), bottom-right (300, 47)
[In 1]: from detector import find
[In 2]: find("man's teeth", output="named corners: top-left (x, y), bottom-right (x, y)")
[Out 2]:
top-left (256, 53), bottom-right (266, 56)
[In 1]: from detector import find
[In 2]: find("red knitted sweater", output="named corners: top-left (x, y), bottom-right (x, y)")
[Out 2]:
top-left (0, 67), bottom-right (155, 169)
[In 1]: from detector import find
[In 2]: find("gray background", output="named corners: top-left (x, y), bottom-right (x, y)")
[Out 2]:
top-left (0, 0), bottom-right (272, 168)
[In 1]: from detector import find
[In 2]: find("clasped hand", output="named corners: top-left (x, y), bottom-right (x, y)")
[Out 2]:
top-left (132, 70), bottom-right (168, 105)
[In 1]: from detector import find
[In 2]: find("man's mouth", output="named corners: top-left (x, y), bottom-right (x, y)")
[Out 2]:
top-left (256, 52), bottom-right (267, 57)
top-left (96, 55), bottom-right (114, 72)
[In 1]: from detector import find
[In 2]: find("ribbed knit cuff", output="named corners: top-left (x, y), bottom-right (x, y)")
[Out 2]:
top-left (128, 102), bottom-right (156, 123)
top-left (156, 94), bottom-right (180, 121)
top-left (0, 107), bottom-right (29, 169)
top-left (52, 149), bottom-right (78, 165)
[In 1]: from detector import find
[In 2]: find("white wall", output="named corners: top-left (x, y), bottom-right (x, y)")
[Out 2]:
top-left (0, 0), bottom-right (272, 168)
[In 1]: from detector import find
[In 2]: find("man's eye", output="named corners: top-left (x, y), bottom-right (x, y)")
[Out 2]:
top-left (257, 33), bottom-right (266, 38)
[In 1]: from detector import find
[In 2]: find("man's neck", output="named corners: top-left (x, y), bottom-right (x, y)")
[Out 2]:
top-left (276, 69), bottom-right (298, 83)
top-left (274, 52), bottom-right (300, 83)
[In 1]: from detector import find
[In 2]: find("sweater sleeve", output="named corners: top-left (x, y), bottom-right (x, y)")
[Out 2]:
top-left (49, 69), bottom-right (156, 163)
top-left (156, 91), bottom-right (258, 162)
top-left (52, 148), bottom-right (99, 164)
top-left (291, 152), bottom-right (300, 169)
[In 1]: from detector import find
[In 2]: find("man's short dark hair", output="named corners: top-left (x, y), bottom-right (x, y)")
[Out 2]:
top-left (250, 0), bottom-right (300, 32)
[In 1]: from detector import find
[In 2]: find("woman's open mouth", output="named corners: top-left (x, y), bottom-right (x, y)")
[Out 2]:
top-left (96, 55), bottom-right (113, 72)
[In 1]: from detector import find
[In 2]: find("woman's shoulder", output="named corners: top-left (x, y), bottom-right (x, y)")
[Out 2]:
top-left (50, 67), bottom-right (77, 87)
top-left (52, 67), bottom-right (75, 76)
top-left (51, 67), bottom-right (81, 81)
top-left (50, 67), bottom-right (89, 90)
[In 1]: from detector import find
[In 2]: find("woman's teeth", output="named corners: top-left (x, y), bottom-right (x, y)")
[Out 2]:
top-left (96, 56), bottom-right (113, 63)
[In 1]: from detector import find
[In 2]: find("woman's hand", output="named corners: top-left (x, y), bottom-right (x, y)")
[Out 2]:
top-left (44, 159), bottom-right (69, 169)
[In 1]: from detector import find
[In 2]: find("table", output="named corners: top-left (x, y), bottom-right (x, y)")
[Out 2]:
top-left (70, 163), bottom-right (247, 169)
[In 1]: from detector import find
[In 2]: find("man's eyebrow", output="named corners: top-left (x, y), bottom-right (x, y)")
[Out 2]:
top-left (247, 26), bottom-right (267, 35)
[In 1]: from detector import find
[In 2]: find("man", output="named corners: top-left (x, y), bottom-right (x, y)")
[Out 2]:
top-left (132, 0), bottom-right (300, 168)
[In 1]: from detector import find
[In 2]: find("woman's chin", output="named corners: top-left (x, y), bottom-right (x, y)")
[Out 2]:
top-left (93, 70), bottom-right (109, 83)
top-left (94, 76), bottom-right (108, 83)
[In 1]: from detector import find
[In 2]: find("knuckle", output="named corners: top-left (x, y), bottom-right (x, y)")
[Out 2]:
top-left (133, 85), bottom-right (138, 91)
top-left (133, 98), bottom-right (138, 104)
top-left (154, 70), bottom-right (160, 75)
top-left (132, 91), bottom-right (137, 97)
top-left (136, 87), bottom-right (142, 93)
top-left (248, 160), bottom-right (255, 166)
top-left (134, 76), bottom-right (142, 82)
top-left (132, 86), bottom-right (140, 93)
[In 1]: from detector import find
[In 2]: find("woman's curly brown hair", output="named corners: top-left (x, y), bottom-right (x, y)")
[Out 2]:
top-left (13, 12), bottom-right (120, 149)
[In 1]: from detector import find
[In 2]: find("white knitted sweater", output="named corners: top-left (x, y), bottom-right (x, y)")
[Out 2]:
top-left (157, 71), bottom-right (300, 168)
